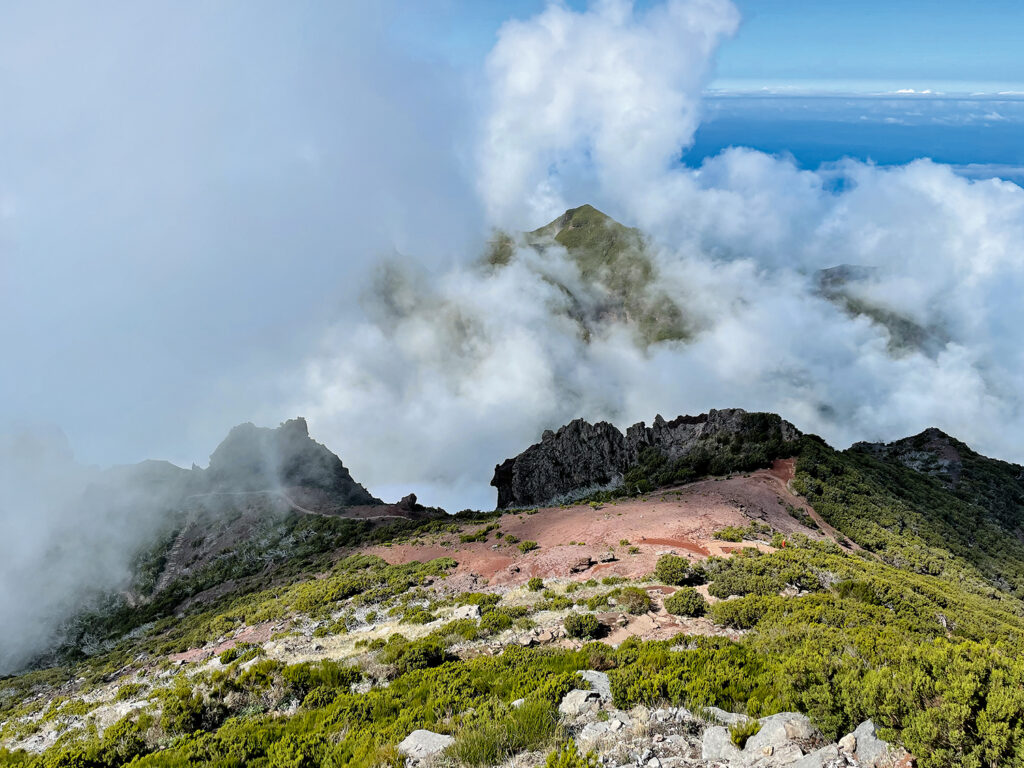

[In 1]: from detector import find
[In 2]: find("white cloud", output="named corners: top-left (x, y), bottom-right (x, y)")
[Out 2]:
top-left (479, 0), bottom-right (740, 228)
top-left (295, 0), bottom-right (1024, 513)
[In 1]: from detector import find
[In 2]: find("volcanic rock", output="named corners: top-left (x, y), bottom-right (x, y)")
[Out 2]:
top-left (205, 417), bottom-right (379, 506)
top-left (491, 408), bottom-right (800, 508)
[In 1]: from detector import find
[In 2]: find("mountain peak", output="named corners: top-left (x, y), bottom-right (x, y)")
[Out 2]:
top-left (206, 417), bottom-right (380, 506)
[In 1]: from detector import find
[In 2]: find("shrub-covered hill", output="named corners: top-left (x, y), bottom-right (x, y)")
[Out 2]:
top-left (486, 205), bottom-right (946, 357)
top-left (6, 412), bottom-right (1024, 766)
top-left (797, 428), bottom-right (1024, 597)
top-left (485, 204), bottom-right (690, 346)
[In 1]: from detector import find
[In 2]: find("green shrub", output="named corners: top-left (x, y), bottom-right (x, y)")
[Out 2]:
top-left (400, 606), bottom-right (436, 625)
top-left (664, 588), bottom-right (707, 617)
top-left (281, 660), bottom-right (361, 700)
top-left (544, 739), bottom-right (598, 768)
top-left (528, 577), bottom-right (544, 591)
top-left (460, 525), bottom-right (498, 543)
top-left (519, 541), bottom-right (539, 553)
top-left (836, 579), bottom-right (880, 605)
top-left (617, 587), bottom-right (653, 615)
top-left (379, 636), bottom-right (450, 674)
top-left (438, 619), bottom-right (483, 643)
top-left (655, 554), bottom-right (695, 586)
top-left (454, 592), bottom-right (502, 609)
top-left (219, 642), bottom-right (265, 665)
top-left (505, 534), bottom-right (521, 545)
top-left (729, 719), bottom-right (761, 748)
top-left (113, 683), bottom-right (145, 702)
top-left (158, 682), bottom-right (205, 735)
top-left (564, 613), bottom-right (601, 639)
top-left (709, 596), bottom-right (780, 629)
top-left (713, 526), bottom-right (745, 543)
top-left (542, 595), bottom-right (573, 611)
top-left (480, 611), bottom-right (514, 634)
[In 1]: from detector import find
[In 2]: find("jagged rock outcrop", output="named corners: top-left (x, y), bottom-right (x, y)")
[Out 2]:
top-left (491, 409), bottom-right (800, 508)
top-left (851, 427), bottom-right (965, 487)
top-left (204, 417), bottom-right (379, 506)
top-left (491, 419), bottom-right (630, 509)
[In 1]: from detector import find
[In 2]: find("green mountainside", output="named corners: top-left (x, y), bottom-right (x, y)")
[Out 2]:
top-left (486, 205), bottom-right (690, 345)
top-left (5, 413), bottom-right (1024, 766)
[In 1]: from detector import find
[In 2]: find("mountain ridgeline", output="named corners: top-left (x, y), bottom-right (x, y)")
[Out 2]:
top-left (492, 409), bottom-right (800, 508)
top-left (7, 409), bottom-right (1024, 768)
top-left (494, 407), bottom-right (1024, 600)
top-left (487, 204), bottom-right (945, 358)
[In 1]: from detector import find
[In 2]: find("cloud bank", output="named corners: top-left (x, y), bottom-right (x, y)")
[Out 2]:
top-left (5, 0), bottom-right (1024, 669)
top-left (296, 0), bottom-right (1024, 511)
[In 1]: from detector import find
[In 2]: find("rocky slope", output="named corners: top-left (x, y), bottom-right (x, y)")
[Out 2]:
top-left (9, 409), bottom-right (1024, 768)
top-left (492, 409), bottom-right (800, 508)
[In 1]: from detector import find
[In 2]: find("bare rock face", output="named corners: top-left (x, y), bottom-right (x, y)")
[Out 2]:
top-left (205, 417), bottom-right (380, 506)
top-left (851, 427), bottom-right (965, 487)
top-left (491, 408), bottom-right (800, 508)
top-left (491, 419), bottom-right (629, 509)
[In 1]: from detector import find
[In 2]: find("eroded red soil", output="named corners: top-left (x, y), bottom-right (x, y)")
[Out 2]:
top-left (367, 461), bottom-right (845, 585)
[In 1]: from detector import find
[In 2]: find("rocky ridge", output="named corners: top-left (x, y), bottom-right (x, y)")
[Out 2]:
top-left (492, 409), bottom-right (801, 508)
top-left (202, 416), bottom-right (380, 507)
top-left (402, 671), bottom-right (911, 768)
top-left (850, 427), bottom-right (965, 488)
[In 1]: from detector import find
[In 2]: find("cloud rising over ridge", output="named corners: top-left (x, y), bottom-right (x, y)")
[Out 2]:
top-left (3, 0), bottom-right (1024, 669)
top-left (295, 0), bottom-right (1024, 511)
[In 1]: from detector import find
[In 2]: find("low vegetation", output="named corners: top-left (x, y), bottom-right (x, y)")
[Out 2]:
top-left (9, 422), bottom-right (1024, 768)
top-left (729, 719), bottom-right (761, 748)
top-left (564, 613), bottom-right (601, 639)
top-left (663, 588), bottom-right (706, 617)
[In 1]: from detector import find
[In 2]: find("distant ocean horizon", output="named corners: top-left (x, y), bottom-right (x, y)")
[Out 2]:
top-left (688, 93), bottom-right (1024, 184)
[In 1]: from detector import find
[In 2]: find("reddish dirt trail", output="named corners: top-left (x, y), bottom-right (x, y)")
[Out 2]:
top-left (368, 462), bottom-right (847, 585)
top-left (765, 458), bottom-right (863, 551)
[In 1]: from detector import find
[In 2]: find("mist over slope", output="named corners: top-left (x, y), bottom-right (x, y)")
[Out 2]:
top-left (6, 0), bottom-right (1024, 689)
top-left (0, 418), bottom-right (385, 675)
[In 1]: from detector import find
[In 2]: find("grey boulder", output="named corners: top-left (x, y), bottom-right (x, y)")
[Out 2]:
top-left (559, 689), bottom-right (602, 718)
top-left (701, 725), bottom-right (744, 762)
top-left (397, 730), bottom-right (455, 760)
top-left (577, 670), bottom-right (613, 703)
top-left (744, 712), bottom-right (818, 755)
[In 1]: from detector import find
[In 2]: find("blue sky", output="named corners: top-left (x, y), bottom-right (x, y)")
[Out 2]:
top-left (397, 0), bottom-right (1024, 90)
top-left (719, 0), bottom-right (1024, 86)
top-left (392, 1), bottom-right (1024, 175)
